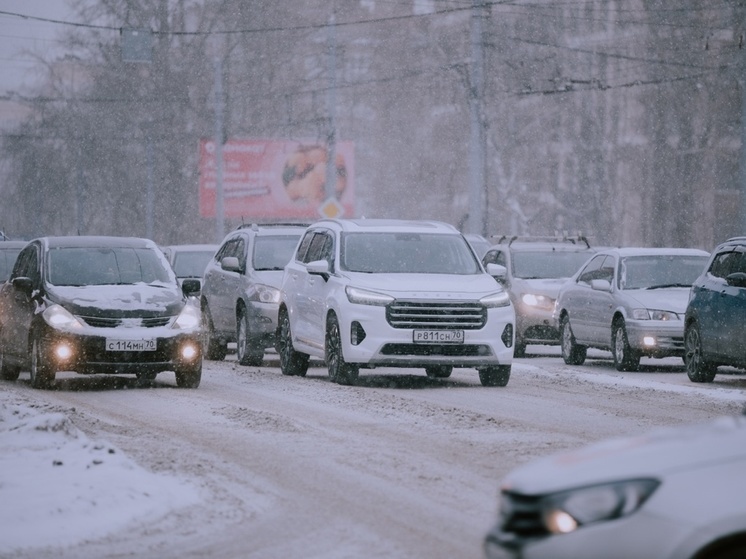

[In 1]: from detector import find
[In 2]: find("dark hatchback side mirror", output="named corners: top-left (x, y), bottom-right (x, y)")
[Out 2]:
top-left (725, 272), bottom-right (746, 288)
top-left (181, 278), bottom-right (202, 296)
top-left (12, 277), bottom-right (33, 296)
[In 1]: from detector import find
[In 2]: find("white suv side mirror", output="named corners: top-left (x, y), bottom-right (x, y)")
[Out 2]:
top-left (221, 256), bottom-right (241, 272)
top-left (306, 260), bottom-right (330, 275)
top-left (486, 263), bottom-right (507, 280)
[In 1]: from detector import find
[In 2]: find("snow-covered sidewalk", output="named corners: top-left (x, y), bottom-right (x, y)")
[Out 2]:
top-left (0, 391), bottom-right (199, 554)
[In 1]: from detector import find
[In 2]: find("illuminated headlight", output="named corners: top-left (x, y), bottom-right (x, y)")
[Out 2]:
top-left (54, 343), bottom-right (74, 361)
top-left (540, 479), bottom-right (659, 535)
top-left (481, 290), bottom-right (511, 308)
top-left (180, 343), bottom-right (199, 360)
top-left (252, 284), bottom-right (281, 304)
top-left (43, 304), bottom-right (84, 331)
top-left (346, 286), bottom-right (395, 306)
top-left (631, 309), bottom-right (678, 321)
top-left (521, 293), bottom-right (555, 310)
top-left (172, 304), bottom-right (201, 330)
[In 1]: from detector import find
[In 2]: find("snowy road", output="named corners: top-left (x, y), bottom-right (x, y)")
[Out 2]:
top-left (3, 349), bottom-right (745, 559)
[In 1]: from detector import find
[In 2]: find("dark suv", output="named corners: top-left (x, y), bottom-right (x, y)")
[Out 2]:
top-left (482, 235), bottom-right (595, 357)
top-left (200, 223), bottom-right (306, 365)
top-left (684, 237), bottom-right (745, 382)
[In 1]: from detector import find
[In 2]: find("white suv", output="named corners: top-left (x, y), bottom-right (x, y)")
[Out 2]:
top-left (277, 219), bottom-right (515, 386)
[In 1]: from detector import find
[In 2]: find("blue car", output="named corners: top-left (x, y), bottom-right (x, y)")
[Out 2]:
top-left (684, 236), bottom-right (746, 382)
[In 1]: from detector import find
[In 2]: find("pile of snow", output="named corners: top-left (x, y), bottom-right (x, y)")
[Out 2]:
top-left (0, 393), bottom-right (200, 554)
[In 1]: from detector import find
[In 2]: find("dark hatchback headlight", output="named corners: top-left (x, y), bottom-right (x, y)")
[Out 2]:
top-left (538, 478), bottom-right (660, 534)
top-left (172, 304), bottom-right (201, 330)
top-left (42, 304), bottom-right (85, 331)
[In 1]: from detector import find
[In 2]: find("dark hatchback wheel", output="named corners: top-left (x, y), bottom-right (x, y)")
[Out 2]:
top-left (29, 333), bottom-right (55, 389)
top-left (175, 363), bottom-right (202, 388)
top-left (0, 345), bottom-right (20, 381)
top-left (684, 321), bottom-right (717, 383)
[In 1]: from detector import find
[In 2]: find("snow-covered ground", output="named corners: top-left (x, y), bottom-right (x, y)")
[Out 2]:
top-left (0, 390), bottom-right (199, 555)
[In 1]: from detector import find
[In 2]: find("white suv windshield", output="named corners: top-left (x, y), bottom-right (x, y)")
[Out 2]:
top-left (340, 232), bottom-right (480, 274)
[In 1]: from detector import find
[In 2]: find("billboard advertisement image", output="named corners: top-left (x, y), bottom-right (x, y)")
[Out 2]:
top-left (199, 139), bottom-right (355, 219)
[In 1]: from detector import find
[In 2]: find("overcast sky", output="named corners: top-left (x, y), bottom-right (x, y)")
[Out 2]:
top-left (0, 1), bottom-right (76, 95)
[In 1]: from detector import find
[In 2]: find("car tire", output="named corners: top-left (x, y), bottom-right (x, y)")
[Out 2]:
top-left (236, 308), bottom-right (264, 367)
top-left (0, 345), bottom-right (20, 381)
top-left (175, 363), bottom-right (202, 388)
top-left (201, 306), bottom-right (227, 361)
top-left (425, 365), bottom-right (453, 378)
top-left (478, 365), bottom-right (511, 387)
top-left (29, 333), bottom-right (55, 389)
top-left (277, 308), bottom-right (309, 377)
top-left (612, 320), bottom-right (641, 372)
top-left (326, 314), bottom-right (359, 386)
top-left (684, 321), bottom-right (717, 383)
top-left (560, 315), bottom-right (587, 365)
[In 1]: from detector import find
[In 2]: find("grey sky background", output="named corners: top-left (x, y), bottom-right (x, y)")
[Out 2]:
top-left (0, 1), bottom-right (75, 95)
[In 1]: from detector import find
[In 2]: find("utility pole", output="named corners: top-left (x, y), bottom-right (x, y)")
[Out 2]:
top-left (468, 0), bottom-right (487, 236)
top-left (214, 56), bottom-right (225, 242)
top-left (325, 13), bottom-right (338, 202)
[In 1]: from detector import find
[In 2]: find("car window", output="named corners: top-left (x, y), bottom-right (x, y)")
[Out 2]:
top-left (577, 254), bottom-right (608, 284)
top-left (172, 250), bottom-right (215, 277)
top-left (0, 248), bottom-right (22, 282)
top-left (619, 255), bottom-right (709, 289)
top-left (305, 232), bottom-right (334, 267)
top-left (708, 250), bottom-right (746, 279)
top-left (253, 235), bottom-right (302, 271)
top-left (47, 247), bottom-right (173, 286)
top-left (295, 231), bottom-right (314, 263)
top-left (511, 250), bottom-right (593, 279)
top-left (340, 232), bottom-right (481, 274)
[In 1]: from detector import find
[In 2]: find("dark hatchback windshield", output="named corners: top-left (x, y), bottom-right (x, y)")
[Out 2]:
top-left (341, 232), bottom-right (481, 274)
top-left (512, 250), bottom-right (593, 279)
top-left (47, 247), bottom-right (173, 286)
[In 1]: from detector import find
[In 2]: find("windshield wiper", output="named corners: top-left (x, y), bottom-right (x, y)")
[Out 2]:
top-left (646, 283), bottom-right (691, 290)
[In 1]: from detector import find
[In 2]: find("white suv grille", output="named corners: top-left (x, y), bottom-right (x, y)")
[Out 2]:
top-left (386, 300), bottom-right (487, 329)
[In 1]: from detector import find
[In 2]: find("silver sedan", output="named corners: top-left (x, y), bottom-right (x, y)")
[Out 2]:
top-left (553, 247), bottom-right (709, 371)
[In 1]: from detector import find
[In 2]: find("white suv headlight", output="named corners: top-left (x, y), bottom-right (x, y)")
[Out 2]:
top-left (172, 304), bottom-right (201, 330)
top-left (540, 479), bottom-right (659, 534)
top-left (480, 291), bottom-right (511, 308)
top-left (346, 286), bottom-right (395, 306)
top-left (43, 304), bottom-right (84, 330)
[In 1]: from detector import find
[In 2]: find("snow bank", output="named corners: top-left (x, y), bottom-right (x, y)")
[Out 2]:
top-left (0, 393), bottom-right (200, 553)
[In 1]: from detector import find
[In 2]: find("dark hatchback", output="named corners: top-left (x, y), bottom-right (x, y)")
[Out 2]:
top-left (0, 236), bottom-right (203, 389)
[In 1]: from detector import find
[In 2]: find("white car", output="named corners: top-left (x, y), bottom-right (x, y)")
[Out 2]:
top-left (554, 247), bottom-right (710, 371)
top-left (277, 218), bottom-right (515, 386)
top-left (484, 413), bottom-right (746, 559)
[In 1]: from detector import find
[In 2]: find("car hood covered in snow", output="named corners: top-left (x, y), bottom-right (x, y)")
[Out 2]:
top-left (48, 283), bottom-right (186, 318)
top-left (501, 415), bottom-right (746, 495)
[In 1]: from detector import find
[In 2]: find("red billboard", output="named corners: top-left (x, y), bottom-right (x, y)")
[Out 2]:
top-left (199, 139), bottom-right (355, 219)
